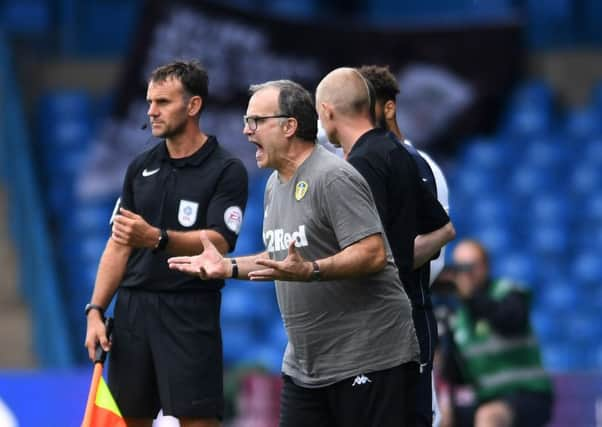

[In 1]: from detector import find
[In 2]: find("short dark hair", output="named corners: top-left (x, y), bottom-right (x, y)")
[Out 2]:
top-left (357, 65), bottom-right (399, 102)
top-left (149, 60), bottom-right (209, 110)
top-left (249, 80), bottom-right (318, 142)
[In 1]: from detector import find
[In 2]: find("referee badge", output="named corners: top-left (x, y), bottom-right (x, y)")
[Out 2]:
top-left (295, 181), bottom-right (308, 201)
top-left (178, 200), bottom-right (199, 227)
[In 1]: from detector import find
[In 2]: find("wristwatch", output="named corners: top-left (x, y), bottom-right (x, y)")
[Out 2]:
top-left (85, 303), bottom-right (105, 317)
top-left (153, 228), bottom-right (169, 252)
top-left (310, 261), bottom-right (321, 281)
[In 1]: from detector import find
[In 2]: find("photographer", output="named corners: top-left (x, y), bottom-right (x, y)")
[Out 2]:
top-left (438, 239), bottom-right (553, 427)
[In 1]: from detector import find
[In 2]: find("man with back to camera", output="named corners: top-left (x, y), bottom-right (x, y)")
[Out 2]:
top-left (84, 61), bottom-right (249, 427)
top-left (358, 64), bottom-right (454, 427)
top-left (440, 239), bottom-right (553, 427)
top-left (168, 79), bottom-right (421, 426)
top-left (316, 67), bottom-right (456, 426)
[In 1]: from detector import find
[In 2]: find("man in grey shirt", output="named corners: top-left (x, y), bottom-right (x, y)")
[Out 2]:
top-left (169, 80), bottom-right (419, 427)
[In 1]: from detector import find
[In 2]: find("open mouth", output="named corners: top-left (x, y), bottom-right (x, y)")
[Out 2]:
top-left (250, 140), bottom-right (264, 159)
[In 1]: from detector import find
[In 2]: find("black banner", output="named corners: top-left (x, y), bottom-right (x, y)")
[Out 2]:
top-left (79, 0), bottom-right (523, 199)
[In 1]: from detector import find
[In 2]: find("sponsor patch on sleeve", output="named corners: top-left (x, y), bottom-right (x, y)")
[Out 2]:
top-left (224, 206), bottom-right (243, 234)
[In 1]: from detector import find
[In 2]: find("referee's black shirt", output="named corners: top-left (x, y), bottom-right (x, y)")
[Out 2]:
top-left (118, 136), bottom-right (248, 292)
top-left (347, 128), bottom-right (449, 305)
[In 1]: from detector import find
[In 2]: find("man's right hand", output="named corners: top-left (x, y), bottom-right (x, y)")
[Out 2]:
top-left (84, 311), bottom-right (110, 361)
top-left (168, 230), bottom-right (231, 279)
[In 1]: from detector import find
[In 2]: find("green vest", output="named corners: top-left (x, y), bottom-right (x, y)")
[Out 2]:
top-left (451, 279), bottom-right (552, 401)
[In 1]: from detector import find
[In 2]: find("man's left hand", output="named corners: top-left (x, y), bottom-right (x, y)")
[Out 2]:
top-left (249, 241), bottom-right (313, 281)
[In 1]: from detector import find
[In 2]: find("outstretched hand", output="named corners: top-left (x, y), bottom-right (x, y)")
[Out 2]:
top-left (168, 230), bottom-right (230, 279)
top-left (249, 240), bottom-right (312, 281)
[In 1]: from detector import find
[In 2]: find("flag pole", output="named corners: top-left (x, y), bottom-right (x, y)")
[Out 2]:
top-left (81, 318), bottom-right (113, 427)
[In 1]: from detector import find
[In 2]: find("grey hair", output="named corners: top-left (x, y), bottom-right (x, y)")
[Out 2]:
top-left (249, 80), bottom-right (318, 142)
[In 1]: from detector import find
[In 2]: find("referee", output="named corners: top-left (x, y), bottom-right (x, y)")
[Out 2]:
top-left (317, 67), bottom-right (456, 427)
top-left (84, 61), bottom-right (248, 427)
top-left (358, 65), bottom-right (453, 427)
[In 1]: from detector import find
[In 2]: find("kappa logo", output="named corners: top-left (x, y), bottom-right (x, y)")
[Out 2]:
top-left (352, 374), bottom-right (372, 387)
top-left (263, 224), bottom-right (308, 252)
top-left (142, 167), bottom-right (160, 177)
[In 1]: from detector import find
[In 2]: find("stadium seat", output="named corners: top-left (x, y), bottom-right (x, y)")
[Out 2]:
top-left (571, 250), bottom-right (602, 286)
top-left (583, 136), bottom-right (602, 165)
top-left (222, 324), bottom-right (258, 365)
top-left (580, 192), bottom-right (602, 224)
top-left (523, 137), bottom-right (571, 171)
top-left (528, 193), bottom-right (572, 225)
top-left (531, 308), bottom-right (566, 342)
top-left (460, 137), bottom-right (509, 173)
top-left (509, 164), bottom-right (560, 200)
top-left (492, 251), bottom-right (538, 285)
top-left (501, 105), bottom-right (552, 137)
top-left (570, 163), bottom-right (602, 196)
top-left (470, 195), bottom-right (514, 229)
top-left (564, 107), bottom-right (601, 140)
top-left (538, 280), bottom-right (578, 313)
top-left (541, 344), bottom-right (581, 372)
top-left (470, 226), bottom-right (516, 260)
top-left (528, 223), bottom-right (569, 258)
top-left (452, 168), bottom-right (502, 199)
top-left (241, 343), bottom-right (283, 374)
top-left (508, 80), bottom-right (554, 111)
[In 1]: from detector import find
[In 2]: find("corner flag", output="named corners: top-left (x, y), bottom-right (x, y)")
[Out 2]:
top-left (81, 318), bottom-right (126, 427)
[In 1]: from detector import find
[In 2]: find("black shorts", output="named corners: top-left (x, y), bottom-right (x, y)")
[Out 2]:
top-left (108, 288), bottom-right (224, 420)
top-left (279, 361), bottom-right (419, 427)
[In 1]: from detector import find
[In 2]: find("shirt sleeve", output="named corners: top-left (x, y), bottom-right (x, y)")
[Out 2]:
top-left (319, 167), bottom-right (384, 250)
top-left (415, 177), bottom-right (450, 234)
top-left (205, 159), bottom-right (249, 252)
top-left (119, 161), bottom-right (137, 212)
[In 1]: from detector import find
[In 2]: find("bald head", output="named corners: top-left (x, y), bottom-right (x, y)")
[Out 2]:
top-left (316, 67), bottom-right (372, 118)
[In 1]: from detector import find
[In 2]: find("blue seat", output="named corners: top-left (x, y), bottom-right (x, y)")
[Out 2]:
top-left (501, 105), bottom-right (552, 137)
top-left (528, 193), bottom-right (572, 225)
top-left (471, 226), bottom-right (516, 259)
top-left (541, 344), bottom-right (580, 372)
top-left (72, 202), bottom-right (114, 235)
top-left (240, 342), bottom-right (283, 373)
top-left (267, 318), bottom-right (288, 352)
top-left (460, 137), bottom-right (509, 173)
top-left (570, 163), bottom-right (602, 196)
top-left (564, 108), bottom-right (601, 140)
top-left (566, 312), bottom-right (600, 344)
top-left (508, 80), bottom-right (554, 111)
top-left (471, 195), bottom-right (514, 229)
top-left (451, 168), bottom-right (502, 199)
top-left (492, 251), bottom-right (538, 285)
top-left (40, 91), bottom-right (92, 122)
top-left (509, 164), bottom-right (558, 199)
top-left (572, 251), bottom-right (602, 286)
top-left (531, 309), bottom-right (565, 342)
top-left (581, 192), bottom-right (602, 224)
top-left (583, 137), bottom-right (602, 166)
top-left (523, 138), bottom-right (570, 171)
top-left (221, 285), bottom-right (264, 322)
top-left (538, 280), bottom-right (578, 312)
top-left (1, 0), bottom-right (50, 35)
top-left (528, 224), bottom-right (569, 257)
top-left (222, 324), bottom-right (257, 365)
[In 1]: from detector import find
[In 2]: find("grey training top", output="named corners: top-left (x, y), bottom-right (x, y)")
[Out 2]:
top-left (262, 144), bottom-right (419, 387)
